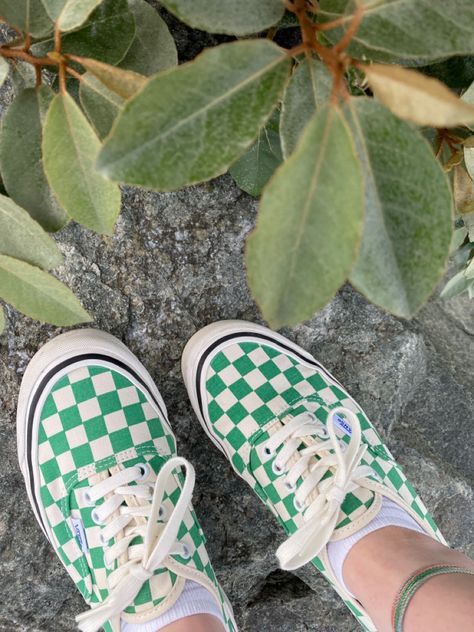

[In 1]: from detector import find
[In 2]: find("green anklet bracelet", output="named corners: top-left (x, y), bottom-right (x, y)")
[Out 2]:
top-left (392, 564), bottom-right (474, 632)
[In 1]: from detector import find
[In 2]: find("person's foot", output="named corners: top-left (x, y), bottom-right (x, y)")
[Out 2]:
top-left (182, 320), bottom-right (446, 632)
top-left (17, 329), bottom-right (236, 632)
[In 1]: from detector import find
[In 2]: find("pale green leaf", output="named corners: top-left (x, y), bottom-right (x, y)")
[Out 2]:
top-left (319, 0), bottom-right (474, 61)
top-left (465, 258), bottom-right (474, 279)
top-left (70, 56), bottom-right (146, 99)
top-left (79, 72), bottom-right (124, 139)
top-left (10, 60), bottom-right (36, 94)
top-left (345, 98), bottom-right (453, 318)
top-left (41, 0), bottom-right (103, 30)
top-left (0, 305), bottom-right (5, 333)
top-left (0, 87), bottom-right (68, 232)
top-left (440, 269), bottom-right (470, 299)
top-left (160, 0), bottom-right (285, 36)
top-left (0, 58), bottom-right (9, 89)
top-left (230, 113), bottom-right (282, 197)
top-left (98, 40), bottom-right (291, 191)
top-left (0, 254), bottom-right (91, 325)
top-left (120, 0), bottom-right (177, 75)
top-left (450, 227), bottom-right (468, 254)
top-left (0, 193), bottom-right (62, 269)
top-left (281, 57), bottom-right (332, 158)
top-left (468, 279), bottom-right (474, 299)
top-left (32, 0), bottom-right (135, 65)
top-left (246, 105), bottom-right (364, 328)
top-left (364, 64), bottom-right (474, 127)
top-left (43, 93), bottom-right (121, 234)
top-left (0, 0), bottom-right (52, 37)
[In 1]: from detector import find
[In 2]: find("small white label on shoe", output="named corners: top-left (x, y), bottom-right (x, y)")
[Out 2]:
top-left (71, 517), bottom-right (89, 554)
top-left (333, 413), bottom-right (352, 436)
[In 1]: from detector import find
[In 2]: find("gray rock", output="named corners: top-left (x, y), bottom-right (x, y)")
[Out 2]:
top-left (0, 14), bottom-right (473, 632)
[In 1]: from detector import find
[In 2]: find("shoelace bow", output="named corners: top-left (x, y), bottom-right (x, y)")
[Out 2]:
top-left (264, 406), bottom-right (374, 571)
top-left (76, 456), bottom-right (195, 632)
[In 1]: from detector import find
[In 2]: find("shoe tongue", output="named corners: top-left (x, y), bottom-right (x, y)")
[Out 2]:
top-left (280, 402), bottom-right (376, 532)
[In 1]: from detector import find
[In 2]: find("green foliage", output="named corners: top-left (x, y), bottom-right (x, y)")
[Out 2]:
top-left (229, 111), bottom-right (283, 197)
top-left (120, 0), bottom-right (178, 75)
top-left (246, 106), bottom-right (363, 327)
top-left (0, 254), bottom-right (91, 326)
top-left (0, 87), bottom-right (67, 231)
top-left (345, 99), bottom-right (453, 317)
top-left (280, 56), bottom-right (332, 158)
top-left (159, 0), bottom-right (285, 36)
top-left (79, 73), bottom-right (124, 138)
top-left (0, 0), bottom-right (472, 329)
top-left (43, 93), bottom-right (121, 234)
top-left (97, 40), bottom-right (291, 190)
top-left (318, 0), bottom-right (474, 62)
top-left (0, 305), bottom-right (5, 333)
top-left (0, 194), bottom-right (63, 269)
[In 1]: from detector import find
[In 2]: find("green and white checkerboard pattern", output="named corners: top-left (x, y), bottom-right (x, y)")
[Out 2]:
top-left (202, 339), bottom-right (445, 632)
top-left (36, 363), bottom-right (235, 631)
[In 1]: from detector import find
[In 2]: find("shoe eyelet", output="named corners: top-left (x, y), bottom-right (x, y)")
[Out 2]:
top-left (317, 427), bottom-right (329, 439)
top-left (263, 445), bottom-right (275, 459)
top-left (371, 469), bottom-right (382, 482)
top-left (181, 543), bottom-right (191, 560)
top-left (100, 532), bottom-right (109, 546)
top-left (136, 463), bottom-right (150, 481)
top-left (294, 497), bottom-right (305, 512)
top-left (339, 440), bottom-right (348, 453)
top-left (272, 461), bottom-right (284, 476)
top-left (83, 488), bottom-right (94, 506)
top-left (104, 553), bottom-right (114, 570)
top-left (91, 509), bottom-right (103, 525)
top-left (158, 505), bottom-right (167, 521)
top-left (284, 480), bottom-right (296, 493)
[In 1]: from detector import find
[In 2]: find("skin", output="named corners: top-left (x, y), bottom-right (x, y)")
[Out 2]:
top-left (158, 529), bottom-right (474, 632)
top-left (343, 527), bottom-right (474, 632)
top-left (160, 614), bottom-right (226, 632)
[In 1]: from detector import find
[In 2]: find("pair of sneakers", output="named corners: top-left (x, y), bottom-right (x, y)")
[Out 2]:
top-left (17, 320), bottom-right (444, 632)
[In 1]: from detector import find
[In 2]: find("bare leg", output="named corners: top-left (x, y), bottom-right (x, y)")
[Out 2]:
top-left (160, 614), bottom-right (226, 632)
top-left (343, 526), bottom-right (474, 632)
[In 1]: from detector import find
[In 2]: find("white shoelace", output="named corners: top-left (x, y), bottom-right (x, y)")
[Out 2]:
top-left (263, 406), bottom-right (374, 571)
top-left (76, 457), bottom-right (195, 632)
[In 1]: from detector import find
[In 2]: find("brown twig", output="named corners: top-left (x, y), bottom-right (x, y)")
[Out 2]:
top-left (0, 46), bottom-right (57, 66)
top-left (54, 26), bottom-right (67, 94)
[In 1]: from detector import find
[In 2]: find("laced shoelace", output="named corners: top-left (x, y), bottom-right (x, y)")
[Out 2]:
top-left (76, 456), bottom-right (195, 632)
top-left (263, 406), bottom-right (374, 571)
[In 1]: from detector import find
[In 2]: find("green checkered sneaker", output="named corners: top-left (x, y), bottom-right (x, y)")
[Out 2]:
top-left (182, 320), bottom-right (446, 632)
top-left (17, 329), bottom-right (236, 632)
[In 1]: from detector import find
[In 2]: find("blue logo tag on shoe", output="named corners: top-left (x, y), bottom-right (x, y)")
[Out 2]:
top-left (333, 413), bottom-right (352, 436)
top-left (71, 517), bottom-right (89, 554)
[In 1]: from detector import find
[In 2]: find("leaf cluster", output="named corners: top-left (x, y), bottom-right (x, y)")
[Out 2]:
top-left (0, 0), bottom-right (474, 333)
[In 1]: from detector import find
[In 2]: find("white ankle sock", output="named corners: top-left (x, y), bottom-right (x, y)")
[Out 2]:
top-left (327, 497), bottom-right (427, 596)
top-left (121, 580), bottom-right (224, 632)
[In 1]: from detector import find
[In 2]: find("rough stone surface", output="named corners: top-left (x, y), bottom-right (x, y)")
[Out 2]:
top-left (0, 11), bottom-right (473, 632)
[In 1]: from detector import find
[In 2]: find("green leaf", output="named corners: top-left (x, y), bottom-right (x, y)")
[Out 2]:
top-left (98, 40), bottom-right (291, 191)
top-left (440, 269), bottom-right (470, 299)
top-left (43, 93), bottom-right (121, 234)
top-left (0, 254), bottom-right (91, 325)
top-left (0, 194), bottom-right (63, 269)
top-left (0, 305), bottom-right (5, 334)
top-left (0, 58), bottom-right (9, 89)
top-left (280, 57), bottom-right (332, 158)
top-left (319, 0), bottom-right (474, 61)
top-left (345, 98), bottom-right (453, 318)
top-left (41, 0), bottom-right (104, 31)
top-left (71, 56), bottom-right (146, 99)
top-left (0, 0), bottom-right (52, 37)
top-left (119, 0), bottom-right (177, 76)
top-left (230, 112), bottom-right (283, 197)
top-left (10, 60), bottom-right (37, 94)
top-left (79, 73), bottom-right (124, 139)
top-left (159, 0), bottom-right (285, 36)
top-left (0, 87), bottom-right (68, 232)
top-left (246, 105), bottom-right (364, 328)
top-left (32, 0), bottom-right (135, 65)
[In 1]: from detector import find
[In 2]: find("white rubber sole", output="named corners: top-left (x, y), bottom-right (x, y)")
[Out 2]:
top-left (17, 328), bottom-right (170, 540)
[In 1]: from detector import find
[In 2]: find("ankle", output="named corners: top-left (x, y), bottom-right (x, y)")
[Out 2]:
top-left (343, 526), bottom-right (474, 632)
